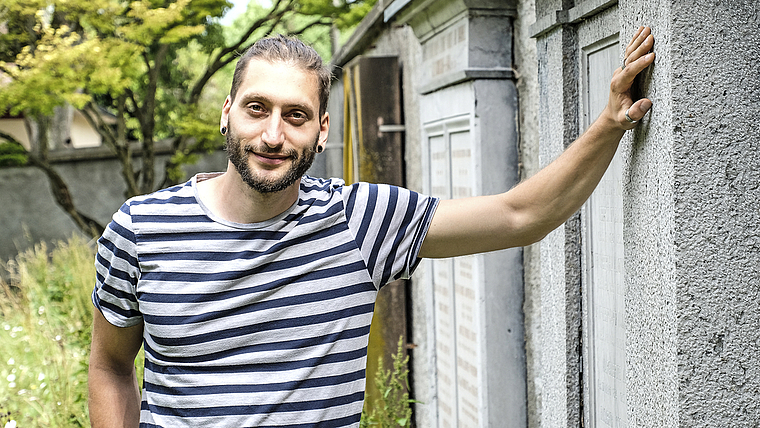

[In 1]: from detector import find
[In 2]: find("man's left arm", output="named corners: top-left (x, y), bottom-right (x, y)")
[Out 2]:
top-left (419, 26), bottom-right (655, 259)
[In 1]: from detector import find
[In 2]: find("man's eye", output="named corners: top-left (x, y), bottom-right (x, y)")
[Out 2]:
top-left (248, 104), bottom-right (265, 113)
top-left (288, 112), bottom-right (307, 124)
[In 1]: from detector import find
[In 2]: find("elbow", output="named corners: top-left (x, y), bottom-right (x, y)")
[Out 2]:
top-left (507, 210), bottom-right (559, 247)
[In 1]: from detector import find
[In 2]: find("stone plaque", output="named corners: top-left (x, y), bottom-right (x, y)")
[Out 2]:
top-left (583, 39), bottom-right (627, 428)
top-left (421, 19), bottom-right (468, 82)
top-left (429, 132), bottom-right (458, 425)
top-left (450, 130), bottom-right (481, 427)
top-left (427, 121), bottom-right (481, 427)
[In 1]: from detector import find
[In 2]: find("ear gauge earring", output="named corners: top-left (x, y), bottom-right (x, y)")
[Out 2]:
top-left (316, 145), bottom-right (324, 153)
top-left (220, 127), bottom-right (227, 135)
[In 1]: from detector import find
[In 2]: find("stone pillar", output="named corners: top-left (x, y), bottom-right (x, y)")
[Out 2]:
top-left (396, 1), bottom-right (527, 426)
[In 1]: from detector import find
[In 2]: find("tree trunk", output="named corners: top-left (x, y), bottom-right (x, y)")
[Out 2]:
top-left (6, 118), bottom-right (106, 240)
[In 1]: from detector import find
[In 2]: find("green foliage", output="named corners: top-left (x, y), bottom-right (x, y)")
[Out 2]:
top-left (297, 0), bottom-right (378, 30)
top-left (0, 237), bottom-right (145, 427)
top-left (0, 140), bottom-right (28, 167)
top-left (0, 0), bottom-right (375, 202)
top-left (361, 337), bottom-right (415, 427)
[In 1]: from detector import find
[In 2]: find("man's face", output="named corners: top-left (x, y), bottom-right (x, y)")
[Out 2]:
top-left (221, 59), bottom-right (329, 194)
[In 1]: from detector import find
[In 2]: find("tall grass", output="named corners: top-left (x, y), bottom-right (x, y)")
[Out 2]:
top-left (0, 236), bottom-right (410, 427)
top-left (0, 236), bottom-right (95, 427)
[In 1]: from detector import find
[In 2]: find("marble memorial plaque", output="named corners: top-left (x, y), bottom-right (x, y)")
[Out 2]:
top-left (584, 39), bottom-right (627, 428)
top-left (421, 20), bottom-right (468, 83)
top-left (429, 132), bottom-right (458, 425)
top-left (450, 130), bottom-right (481, 427)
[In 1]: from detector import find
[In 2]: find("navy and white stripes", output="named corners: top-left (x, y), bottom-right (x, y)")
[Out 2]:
top-left (92, 174), bottom-right (438, 427)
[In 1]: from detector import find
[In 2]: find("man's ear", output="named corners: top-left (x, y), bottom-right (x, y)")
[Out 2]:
top-left (318, 112), bottom-right (330, 145)
top-left (220, 96), bottom-right (232, 129)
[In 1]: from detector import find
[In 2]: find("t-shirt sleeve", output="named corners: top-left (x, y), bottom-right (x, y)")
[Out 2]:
top-left (343, 183), bottom-right (439, 289)
top-left (92, 202), bottom-right (143, 327)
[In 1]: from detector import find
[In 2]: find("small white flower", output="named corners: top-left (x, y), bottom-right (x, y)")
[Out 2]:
top-left (5, 420), bottom-right (17, 428)
top-left (8, 382), bottom-right (15, 388)
top-left (55, 335), bottom-right (62, 341)
top-left (7, 374), bottom-right (16, 382)
top-left (3, 324), bottom-right (9, 330)
top-left (7, 358), bottom-right (14, 365)
top-left (38, 372), bottom-right (45, 381)
top-left (38, 306), bottom-right (45, 315)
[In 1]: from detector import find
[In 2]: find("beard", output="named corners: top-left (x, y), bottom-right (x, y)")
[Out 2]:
top-left (225, 121), bottom-right (318, 194)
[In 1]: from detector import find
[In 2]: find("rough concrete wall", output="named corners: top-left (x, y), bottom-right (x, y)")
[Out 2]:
top-left (669, 0), bottom-right (760, 424)
top-left (513, 0), bottom-right (541, 426)
top-left (536, 27), bottom-right (575, 427)
top-left (525, 1), bottom-right (760, 427)
top-left (616, 2), bottom-right (680, 426)
top-left (619, 0), bottom-right (760, 425)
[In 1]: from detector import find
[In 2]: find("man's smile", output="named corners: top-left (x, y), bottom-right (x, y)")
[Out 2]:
top-left (246, 147), bottom-right (295, 165)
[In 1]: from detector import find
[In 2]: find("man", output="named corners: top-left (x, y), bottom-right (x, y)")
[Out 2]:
top-left (89, 27), bottom-right (655, 427)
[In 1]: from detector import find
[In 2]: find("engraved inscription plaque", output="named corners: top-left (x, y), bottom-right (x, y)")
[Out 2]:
top-left (583, 38), bottom-right (628, 428)
top-left (427, 119), bottom-right (482, 427)
top-left (421, 20), bottom-right (468, 82)
top-left (450, 130), bottom-right (480, 427)
top-left (430, 132), bottom-right (457, 425)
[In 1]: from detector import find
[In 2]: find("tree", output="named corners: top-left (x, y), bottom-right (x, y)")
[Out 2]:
top-left (0, 0), bottom-right (376, 239)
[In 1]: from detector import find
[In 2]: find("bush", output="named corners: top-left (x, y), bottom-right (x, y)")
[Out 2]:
top-left (0, 236), bottom-right (95, 427)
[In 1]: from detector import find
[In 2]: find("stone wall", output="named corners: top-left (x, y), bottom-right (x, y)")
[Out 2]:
top-left (530, 0), bottom-right (760, 426)
top-left (0, 149), bottom-right (229, 264)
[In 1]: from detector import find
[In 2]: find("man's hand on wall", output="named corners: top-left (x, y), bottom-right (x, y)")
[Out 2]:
top-left (607, 26), bottom-right (655, 130)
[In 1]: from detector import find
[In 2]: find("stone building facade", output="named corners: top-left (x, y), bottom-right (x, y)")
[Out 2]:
top-left (324, 0), bottom-right (760, 427)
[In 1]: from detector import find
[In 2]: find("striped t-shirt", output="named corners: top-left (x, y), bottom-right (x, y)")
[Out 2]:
top-left (92, 173), bottom-right (439, 427)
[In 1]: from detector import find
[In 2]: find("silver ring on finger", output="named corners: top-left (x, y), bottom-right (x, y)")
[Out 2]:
top-left (622, 57), bottom-right (627, 70)
top-left (625, 108), bottom-right (638, 124)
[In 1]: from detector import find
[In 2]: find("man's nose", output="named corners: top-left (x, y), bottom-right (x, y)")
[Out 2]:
top-left (261, 115), bottom-right (285, 148)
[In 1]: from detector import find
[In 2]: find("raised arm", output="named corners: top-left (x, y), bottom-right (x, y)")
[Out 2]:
top-left (88, 311), bottom-right (144, 428)
top-left (419, 27), bottom-right (655, 258)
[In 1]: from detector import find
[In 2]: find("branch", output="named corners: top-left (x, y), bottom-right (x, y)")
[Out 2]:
top-left (81, 103), bottom-right (140, 197)
top-left (138, 43), bottom-right (171, 194)
top-left (287, 17), bottom-right (333, 38)
top-left (25, 152), bottom-right (105, 239)
top-left (1, 130), bottom-right (104, 238)
top-left (81, 104), bottom-right (118, 150)
top-left (187, 0), bottom-right (294, 105)
top-left (125, 89), bottom-right (144, 126)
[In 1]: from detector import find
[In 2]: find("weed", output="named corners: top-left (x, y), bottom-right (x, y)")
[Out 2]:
top-left (361, 336), bottom-right (416, 427)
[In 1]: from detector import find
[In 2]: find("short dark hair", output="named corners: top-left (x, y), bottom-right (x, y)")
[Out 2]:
top-left (229, 35), bottom-right (332, 118)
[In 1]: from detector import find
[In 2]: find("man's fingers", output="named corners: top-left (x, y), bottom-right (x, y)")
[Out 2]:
top-left (628, 98), bottom-right (653, 122)
top-left (627, 34), bottom-right (654, 64)
top-left (624, 27), bottom-right (652, 66)
top-left (625, 26), bottom-right (646, 57)
top-left (617, 51), bottom-right (655, 90)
